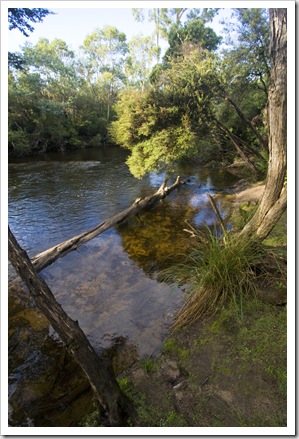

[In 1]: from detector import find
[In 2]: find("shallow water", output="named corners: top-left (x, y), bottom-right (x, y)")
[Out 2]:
top-left (8, 147), bottom-right (240, 426)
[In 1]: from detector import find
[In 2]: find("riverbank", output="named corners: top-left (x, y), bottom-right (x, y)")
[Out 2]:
top-left (122, 293), bottom-right (287, 427)
top-left (83, 181), bottom-right (287, 428)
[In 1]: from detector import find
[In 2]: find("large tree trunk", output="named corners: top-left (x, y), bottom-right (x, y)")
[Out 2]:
top-left (8, 227), bottom-right (135, 426)
top-left (31, 177), bottom-right (182, 272)
top-left (240, 8), bottom-right (287, 241)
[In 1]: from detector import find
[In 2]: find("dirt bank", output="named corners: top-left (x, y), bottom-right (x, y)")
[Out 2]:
top-left (233, 183), bottom-right (265, 204)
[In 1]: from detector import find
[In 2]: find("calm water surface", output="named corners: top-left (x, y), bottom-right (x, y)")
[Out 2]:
top-left (8, 147), bottom-right (240, 426)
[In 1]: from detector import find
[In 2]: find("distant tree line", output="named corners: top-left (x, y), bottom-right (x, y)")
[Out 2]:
top-left (8, 7), bottom-right (270, 175)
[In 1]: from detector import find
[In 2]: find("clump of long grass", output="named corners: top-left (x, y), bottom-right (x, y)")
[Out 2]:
top-left (163, 227), bottom-right (266, 331)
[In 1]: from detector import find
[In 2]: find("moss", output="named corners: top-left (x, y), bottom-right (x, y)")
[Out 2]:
top-left (141, 357), bottom-right (158, 374)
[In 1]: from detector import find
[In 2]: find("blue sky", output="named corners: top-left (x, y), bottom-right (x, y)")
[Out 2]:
top-left (8, 8), bottom-right (159, 52)
top-left (6, 5), bottom-right (233, 54)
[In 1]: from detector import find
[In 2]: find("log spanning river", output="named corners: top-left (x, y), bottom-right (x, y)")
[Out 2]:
top-left (8, 147), bottom-right (240, 426)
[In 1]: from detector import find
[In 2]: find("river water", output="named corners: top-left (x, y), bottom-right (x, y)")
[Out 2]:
top-left (8, 147), bottom-right (240, 426)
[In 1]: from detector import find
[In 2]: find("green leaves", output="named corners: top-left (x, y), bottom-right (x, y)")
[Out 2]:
top-left (110, 71), bottom-right (207, 178)
top-left (81, 26), bottom-right (129, 121)
top-left (8, 8), bottom-right (270, 165)
top-left (164, 18), bottom-right (222, 61)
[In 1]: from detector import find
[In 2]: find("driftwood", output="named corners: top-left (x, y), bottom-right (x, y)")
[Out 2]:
top-left (8, 226), bottom-right (135, 426)
top-left (31, 176), bottom-right (182, 272)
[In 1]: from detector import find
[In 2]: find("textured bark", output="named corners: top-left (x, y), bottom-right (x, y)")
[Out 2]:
top-left (240, 8), bottom-right (287, 241)
top-left (8, 227), bottom-right (135, 426)
top-left (31, 176), bottom-right (182, 272)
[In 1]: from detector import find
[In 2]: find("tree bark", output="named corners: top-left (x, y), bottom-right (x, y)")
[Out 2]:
top-left (8, 226), bottom-right (135, 426)
top-left (31, 176), bottom-right (182, 272)
top-left (240, 8), bottom-right (287, 241)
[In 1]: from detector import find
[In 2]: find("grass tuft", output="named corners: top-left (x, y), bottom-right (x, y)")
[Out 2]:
top-left (162, 227), bottom-right (269, 330)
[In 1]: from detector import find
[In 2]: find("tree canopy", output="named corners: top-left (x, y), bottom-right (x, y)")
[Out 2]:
top-left (8, 7), bottom-right (271, 168)
top-left (110, 8), bottom-right (269, 178)
top-left (8, 8), bottom-right (54, 70)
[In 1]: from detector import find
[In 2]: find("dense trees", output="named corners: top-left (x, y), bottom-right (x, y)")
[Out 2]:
top-left (125, 34), bottom-right (158, 91)
top-left (9, 38), bottom-right (83, 154)
top-left (8, 7), bottom-right (271, 169)
top-left (110, 49), bottom-right (220, 178)
top-left (110, 9), bottom-right (269, 178)
top-left (81, 26), bottom-right (128, 121)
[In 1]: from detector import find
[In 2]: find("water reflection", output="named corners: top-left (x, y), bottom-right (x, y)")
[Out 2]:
top-left (8, 148), bottom-right (240, 426)
top-left (40, 230), bottom-right (183, 357)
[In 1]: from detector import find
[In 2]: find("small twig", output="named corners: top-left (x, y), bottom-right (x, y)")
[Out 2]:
top-left (183, 220), bottom-right (209, 244)
top-left (183, 229), bottom-right (197, 238)
top-left (184, 219), bottom-right (198, 235)
top-left (199, 377), bottom-right (209, 388)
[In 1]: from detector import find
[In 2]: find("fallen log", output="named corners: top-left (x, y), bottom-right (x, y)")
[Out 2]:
top-left (31, 176), bottom-right (182, 272)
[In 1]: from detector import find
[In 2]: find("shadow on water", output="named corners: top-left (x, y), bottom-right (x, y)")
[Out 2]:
top-left (8, 148), bottom-right (241, 426)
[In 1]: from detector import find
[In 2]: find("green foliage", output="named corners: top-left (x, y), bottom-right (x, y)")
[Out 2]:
top-left (117, 375), bottom-right (188, 426)
top-left (162, 338), bottom-right (178, 354)
top-left (126, 127), bottom-right (198, 178)
top-left (164, 18), bottom-right (222, 60)
top-left (8, 35), bottom-right (114, 155)
top-left (8, 127), bottom-right (31, 156)
top-left (82, 26), bottom-right (128, 121)
top-left (231, 202), bottom-right (258, 229)
top-left (79, 404), bottom-right (102, 427)
top-left (236, 304), bottom-right (287, 398)
top-left (112, 9), bottom-right (268, 177)
top-left (8, 8), bottom-right (54, 70)
top-left (110, 48), bottom-right (223, 177)
top-left (8, 7), bottom-right (270, 163)
top-left (125, 34), bottom-right (158, 90)
top-left (162, 411), bottom-right (188, 427)
top-left (221, 9), bottom-right (270, 95)
top-left (141, 357), bottom-right (158, 374)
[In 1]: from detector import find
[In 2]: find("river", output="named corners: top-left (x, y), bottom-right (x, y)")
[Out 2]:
top-left (8, 147), bottom-right (240, 426)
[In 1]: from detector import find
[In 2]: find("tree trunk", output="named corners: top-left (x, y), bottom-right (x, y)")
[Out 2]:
top-left (8, 226), bottom-right (135, 426)
top-left (240, 8), bottom-right (287, 241)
